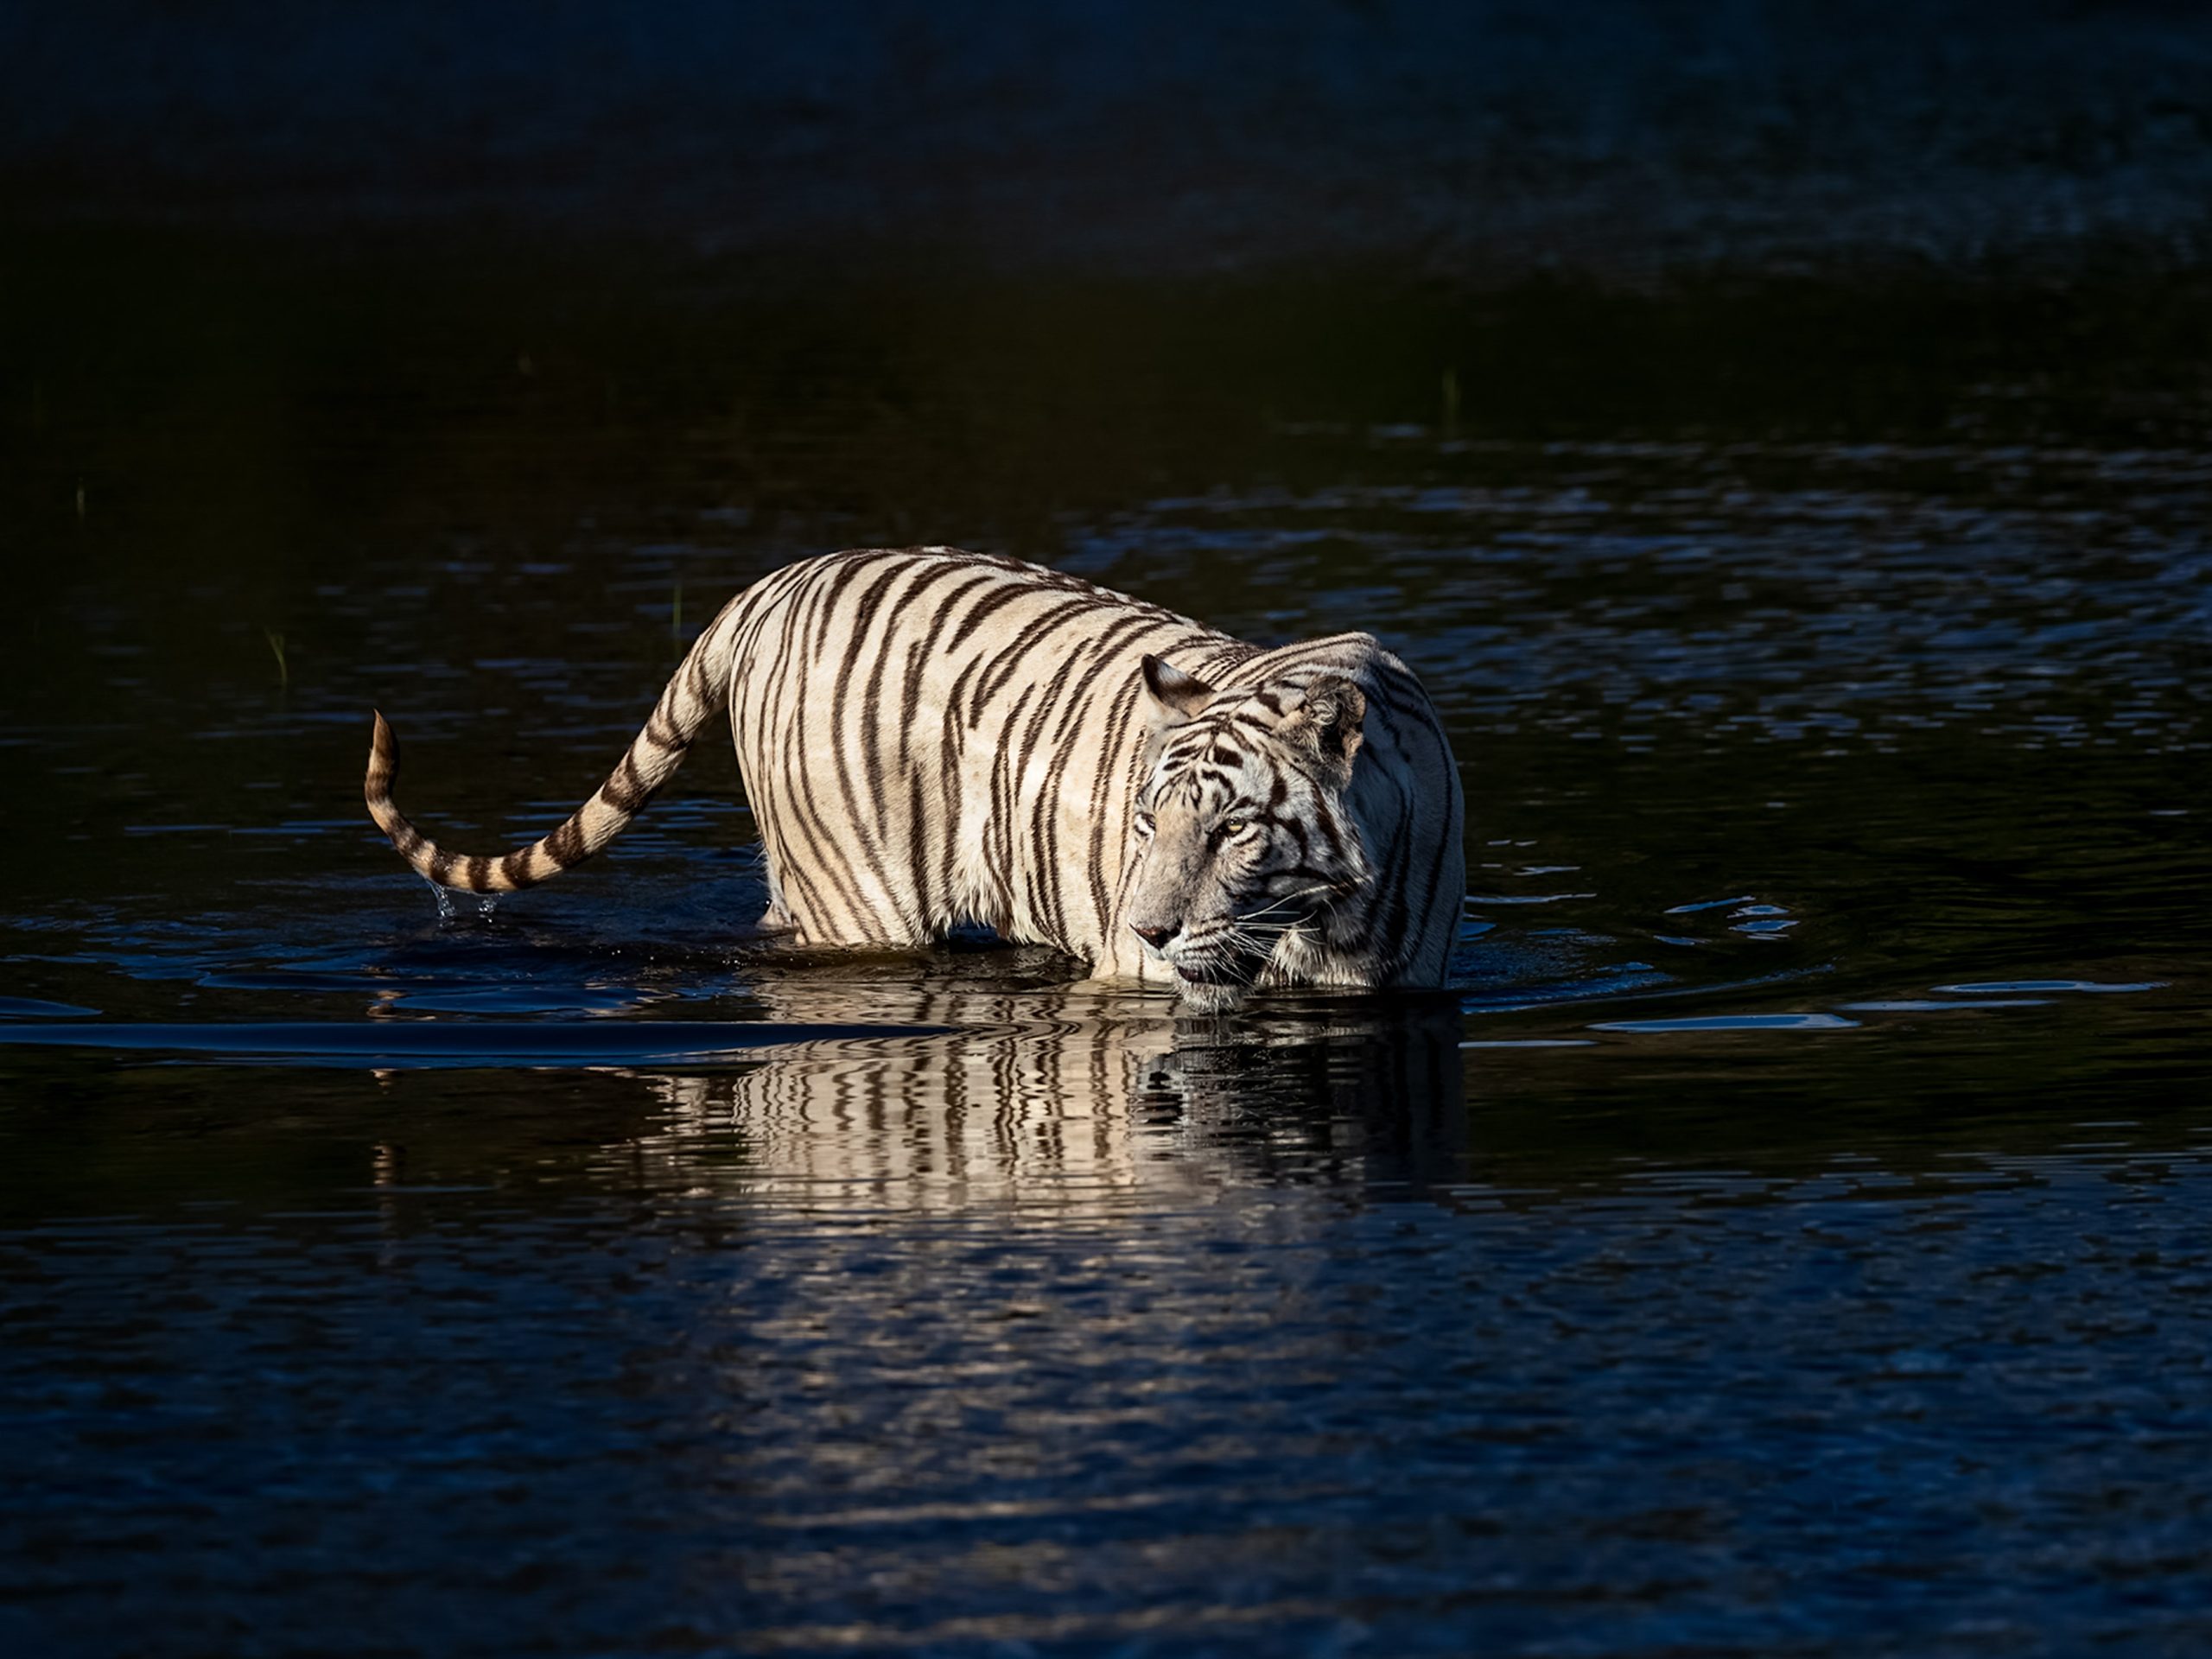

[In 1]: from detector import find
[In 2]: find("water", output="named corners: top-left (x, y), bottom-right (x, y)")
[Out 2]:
top-left (3, 241), bottom-right (2209, 1656)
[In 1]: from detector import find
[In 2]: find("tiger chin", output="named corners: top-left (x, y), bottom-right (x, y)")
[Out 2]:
top-left (1145, 931), bottom-right (1348, 1016)
top-left (365, 549), bottom-right (1465, 1008)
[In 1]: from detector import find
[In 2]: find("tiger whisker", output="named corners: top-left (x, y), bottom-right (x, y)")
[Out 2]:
top-left (1232, 883), bottom-right (1348, 925)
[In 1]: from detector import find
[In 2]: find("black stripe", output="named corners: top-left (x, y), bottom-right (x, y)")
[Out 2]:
top-left (1032, 613), bottom-right (1173, 948)
top-left (824, 557), bottom-right (916, 925)
top-left (778, 559), bottom-right (874, 930)
top-left (905, 766), bottom-right (934, 931)
top-left (545, 817), bottom-right (588, 867)
top-left (601, 752), bottom-right (651, 814)
top-left (997, 682), bottom-right (1045, 926)
top-left (945, 579), bottom-right (1035, 679)
top-left (1086, 663), bottom-right (1157, 943)
top-left (760, 570), bottom-right (862, 938)
top-left (982, 696), bottom-right (1014, 928)
top-left (972, 595), bottom-right (1117, 709)
top-left (1012, 667), bottom-right (1075, 944)
top-left (936, 706), bottom-right (966, 922)
top-left (944, 647), bottom-right (988, 732)
top-left (896, 567), bottom-right (997, 767)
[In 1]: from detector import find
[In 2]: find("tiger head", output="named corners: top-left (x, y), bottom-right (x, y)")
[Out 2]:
top-left (1123, 654), bottom-right (1374, 1011)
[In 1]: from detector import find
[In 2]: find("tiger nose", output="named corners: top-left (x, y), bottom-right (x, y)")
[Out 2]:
top-left (1131, 921), bottom-right (1179, 950)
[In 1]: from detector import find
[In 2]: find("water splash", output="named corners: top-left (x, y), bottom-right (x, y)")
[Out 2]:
top-left (426, 880), bottom-right (502, 922)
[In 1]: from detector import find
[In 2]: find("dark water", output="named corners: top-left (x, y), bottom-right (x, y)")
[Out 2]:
top-left (2, 241), bottom-right (2209, 1656)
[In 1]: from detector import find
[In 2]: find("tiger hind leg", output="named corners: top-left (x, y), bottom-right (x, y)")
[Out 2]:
top-left (756, 879), bottom-right (934, 950)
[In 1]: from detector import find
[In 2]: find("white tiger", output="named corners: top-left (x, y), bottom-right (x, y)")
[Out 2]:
top-left (365, 548), bottom-right (1465, 1008)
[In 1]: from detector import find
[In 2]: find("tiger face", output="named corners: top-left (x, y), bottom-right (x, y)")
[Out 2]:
top-left (1123, 655), bottom-right (1374, 1011)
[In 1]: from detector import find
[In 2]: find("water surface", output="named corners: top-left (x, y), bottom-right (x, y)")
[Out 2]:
top-left (2, 246), bottom-right (2207, 1656)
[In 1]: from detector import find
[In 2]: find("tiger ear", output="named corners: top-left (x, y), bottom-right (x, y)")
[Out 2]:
top-left (1140, 655), bottom-right (1217, 722)
top-left (1281, 675), bottom-right (1366, 785)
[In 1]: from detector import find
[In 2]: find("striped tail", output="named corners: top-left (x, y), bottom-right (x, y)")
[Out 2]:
top-left (365, 594), bottom-right (748, 893)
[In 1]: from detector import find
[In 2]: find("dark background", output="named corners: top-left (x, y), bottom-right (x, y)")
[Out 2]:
top-left (10, 0), bottom-right (2212, 626)
top-left (6, 0), bottom-right (2212, 273)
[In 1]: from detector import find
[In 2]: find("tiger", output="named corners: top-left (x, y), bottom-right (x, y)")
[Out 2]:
top-left (365, 547), bottom-right (1465, 1009)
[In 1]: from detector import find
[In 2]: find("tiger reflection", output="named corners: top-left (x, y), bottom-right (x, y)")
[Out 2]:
top-left (634, 973), bottom-right (1468, 1209)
